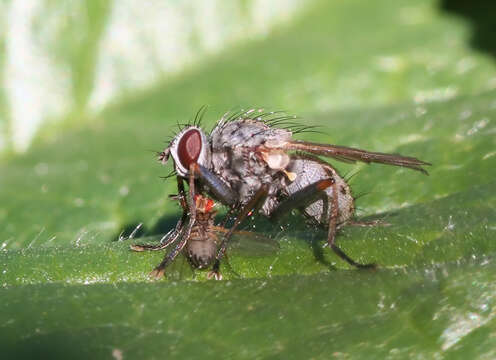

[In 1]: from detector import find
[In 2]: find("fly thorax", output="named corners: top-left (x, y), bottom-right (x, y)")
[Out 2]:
top-left (209, 118), bottom-right (292, 207)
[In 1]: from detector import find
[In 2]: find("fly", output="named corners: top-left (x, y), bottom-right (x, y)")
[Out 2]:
top-left (156, 107), bottom-right (431, 277)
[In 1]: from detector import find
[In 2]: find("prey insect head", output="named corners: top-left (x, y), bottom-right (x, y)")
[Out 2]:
top-left (194, 194), bottom-right (215, 213)
top-left (168, 126), bottom-right (210, 177)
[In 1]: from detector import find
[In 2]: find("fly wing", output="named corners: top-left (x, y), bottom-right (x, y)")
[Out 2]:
top-left (213, 227), bottom-right (279, 256)
top-left (280, 140), bottom-right (431, 174)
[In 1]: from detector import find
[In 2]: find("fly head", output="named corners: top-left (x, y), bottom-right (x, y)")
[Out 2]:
top-left (165, 126), bottom-right (210, 177)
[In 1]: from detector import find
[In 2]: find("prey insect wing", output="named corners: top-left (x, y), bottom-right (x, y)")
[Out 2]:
top-left (211, 226), bottom-right (279, 256)
top-left (280, 140), bottom-right (431, 174)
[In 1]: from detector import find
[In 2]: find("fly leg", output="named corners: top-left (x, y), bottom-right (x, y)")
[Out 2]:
top-left (150, 168), bottom-right (197, 279)
top-left (131, 176), bottom-right (188, 252)
top-left (269, 178), bottom-right (375, 268)
top-left (269, 179), bottom-right (335, 222)
top-left (327, 180), bottom-right (376, 269)
top-left (193, 163), bottom-right (237, 206)
top-left (209, 184), bottom-right (270, 280)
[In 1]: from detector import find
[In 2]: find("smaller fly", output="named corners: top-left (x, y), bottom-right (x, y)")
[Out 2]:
top-left (131, 189), bottom-right (275, 279)
top-left (131, 193), bottom-right (221, 279)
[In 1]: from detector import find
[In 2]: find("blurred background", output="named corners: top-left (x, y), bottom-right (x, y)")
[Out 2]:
top-left (1, 0), bottom-right (495, 154)
top-left (1, 0), bottom-right (308, 153)
top-left (1, 0), bottom-right (496, 358)
top-left (1, 0), bottom-right (495, 248)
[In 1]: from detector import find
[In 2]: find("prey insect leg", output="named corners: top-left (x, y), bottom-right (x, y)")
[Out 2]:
top-left (130, 230), bottom-right (178, 251)
top-left (150, 167), bottom-right (198, 279)
top-left (327, 180), bottom-right (376, 269)
top-left (131, 177), bottom-right (188, 252)
top-left (210, 184), bottom-right (269, 278)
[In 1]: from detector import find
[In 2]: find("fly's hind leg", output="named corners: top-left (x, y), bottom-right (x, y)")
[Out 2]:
top-left (270, 179), bottom-right (335, 222)
top-left (327, 180), bottom-right (376, 269)
top-left (269, 177), bottom-right (376, 269)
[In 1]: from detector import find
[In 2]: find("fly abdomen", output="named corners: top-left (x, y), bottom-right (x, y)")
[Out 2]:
top-left (285, 157), bottom-right (354, 226)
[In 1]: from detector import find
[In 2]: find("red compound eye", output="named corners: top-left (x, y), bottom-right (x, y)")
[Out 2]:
top-left (177, 129), bottom-right (202, 169)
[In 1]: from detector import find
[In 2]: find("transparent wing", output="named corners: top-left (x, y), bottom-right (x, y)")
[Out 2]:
top-left (280, 140), bottom-right (431, 174)
top-left (212, 226), bottom-right (280, 257)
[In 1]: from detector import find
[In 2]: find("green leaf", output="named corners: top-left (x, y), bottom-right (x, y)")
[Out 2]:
top-left (1, 0), bottom-right (496, 358)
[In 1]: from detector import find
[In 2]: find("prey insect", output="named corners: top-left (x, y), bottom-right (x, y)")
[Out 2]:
top-left (158, 107), bottom-right (431, 270)
top-left (131, 186), bottom-right (276, 279)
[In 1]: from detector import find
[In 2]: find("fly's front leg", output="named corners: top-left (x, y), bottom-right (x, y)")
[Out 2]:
top-left (193, 164), bottom-right (236, 206)
top-left (150, 167), bottom-right (197, 279)
top-left (209, 184), bottom-right (269, 279)
top-left (131, 176), bottom-right (187, 252)
top-left (327, 180), bottom-right (376, 269)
